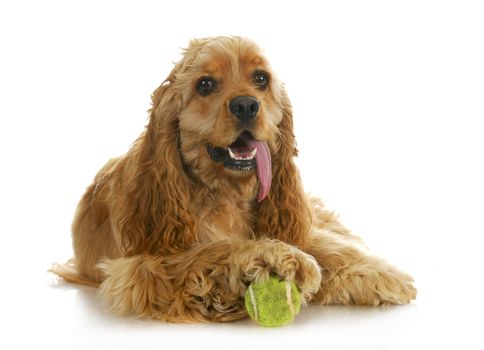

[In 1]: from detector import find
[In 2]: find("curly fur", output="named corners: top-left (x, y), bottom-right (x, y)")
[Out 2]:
top-left (51, 36), bottom-right (416, 322)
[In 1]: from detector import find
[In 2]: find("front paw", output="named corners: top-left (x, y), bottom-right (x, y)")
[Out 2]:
top-left (278, 246), bottom-right (322, 300)
top-left (237, 240), bottom-right (322, 301)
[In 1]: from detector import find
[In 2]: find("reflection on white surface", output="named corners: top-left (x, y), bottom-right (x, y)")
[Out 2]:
top-left (34, 267), bottom-right (479, 350)
top-left (45, 279), bottom-right (419, 350)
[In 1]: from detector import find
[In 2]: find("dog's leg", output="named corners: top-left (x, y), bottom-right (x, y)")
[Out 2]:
top-left (304, 229), bottom-right (417, 305)
top-left (98, 239), bottom-right (321, 322)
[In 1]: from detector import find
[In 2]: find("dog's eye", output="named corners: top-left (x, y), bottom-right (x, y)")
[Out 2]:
top-left (196, 77), bottom-right (217, 96)
top-left (253, 71), bottom-right (269, 89)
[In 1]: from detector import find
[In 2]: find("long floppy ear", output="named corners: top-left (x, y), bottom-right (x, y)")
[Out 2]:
top-left (119, 71), bottom-right (196, 255)
top-left (256, 88), bottom-right (312, 248)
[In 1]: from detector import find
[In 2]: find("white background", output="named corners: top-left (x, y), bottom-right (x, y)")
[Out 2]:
top-left (1, 0), bottom-right (483, 349)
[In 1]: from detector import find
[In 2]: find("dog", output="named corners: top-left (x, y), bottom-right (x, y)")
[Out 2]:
top-left (52, 36), bottom-right (416, 322)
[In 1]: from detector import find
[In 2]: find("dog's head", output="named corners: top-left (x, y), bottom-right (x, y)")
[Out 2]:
top-left (129, 37), bottom-right (309, 254)
top-left (150, 36), bottom-right (291, 202)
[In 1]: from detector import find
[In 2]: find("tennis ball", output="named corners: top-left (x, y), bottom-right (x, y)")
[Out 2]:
top-left (245, 275), bottom-right (301, 327)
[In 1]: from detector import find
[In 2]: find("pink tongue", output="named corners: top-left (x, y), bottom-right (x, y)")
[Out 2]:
top-left (239, 134), bottom-right (272, 202)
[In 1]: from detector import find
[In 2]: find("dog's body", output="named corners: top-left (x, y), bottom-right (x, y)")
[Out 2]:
top-left (52, 36), bottom-right (416, 322)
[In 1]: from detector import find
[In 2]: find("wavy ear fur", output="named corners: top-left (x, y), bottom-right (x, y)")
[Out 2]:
top-left (256, 88), bottom-right (312, 248)
top-left (119, 71), bottom-right (196, 255)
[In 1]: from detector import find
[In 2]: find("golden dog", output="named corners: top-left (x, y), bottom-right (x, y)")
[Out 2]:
top-left (52, 36), bottom-right (416, 322)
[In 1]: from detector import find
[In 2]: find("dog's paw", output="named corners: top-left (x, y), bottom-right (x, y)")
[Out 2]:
top-left (237, 239), bottom-right (322, 300)
top-left (339, 260), bottom-right (417, 306)
top-left (374, 269), bottom-right (417, 305)
top-left (271, 244), bottom-right (322, 300)
top-left (292, 248), bottom-right (323, 299)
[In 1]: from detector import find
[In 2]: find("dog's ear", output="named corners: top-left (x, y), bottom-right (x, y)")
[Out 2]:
top-left (120, 69), bottom-right (196, 255)
top-left (256, 87), bottom-right (312, 248)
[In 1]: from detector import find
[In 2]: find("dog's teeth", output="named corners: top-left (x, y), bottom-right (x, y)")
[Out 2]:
top-left (228, 147), bottom-right (257, 161)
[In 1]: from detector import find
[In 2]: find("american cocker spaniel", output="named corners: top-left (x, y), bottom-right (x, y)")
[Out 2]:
top-left (52, 36), bottom-right (416, 322)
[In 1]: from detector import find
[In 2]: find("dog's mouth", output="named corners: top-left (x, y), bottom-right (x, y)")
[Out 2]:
top-left (206, 131), bottom-right (272, 201)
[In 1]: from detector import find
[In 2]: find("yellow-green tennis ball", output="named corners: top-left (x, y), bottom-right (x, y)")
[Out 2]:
top-left (245, 276), bottom-right (301, 327)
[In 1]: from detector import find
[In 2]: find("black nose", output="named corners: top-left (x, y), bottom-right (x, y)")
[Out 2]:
top-left (229, 96), bottom-right (260, 122)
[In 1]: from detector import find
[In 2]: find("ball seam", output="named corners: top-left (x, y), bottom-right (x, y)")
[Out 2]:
top-left (248, 284), bottom-right (259, 323)
top-left (285, 281), bottom-right (295, 317)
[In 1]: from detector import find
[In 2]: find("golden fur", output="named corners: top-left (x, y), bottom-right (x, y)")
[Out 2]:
top-left (52, 36), bottom-right (416, 323)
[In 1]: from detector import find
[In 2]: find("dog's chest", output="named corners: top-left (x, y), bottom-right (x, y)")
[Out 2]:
top-left (193, 197), bottom-right (255, 242)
